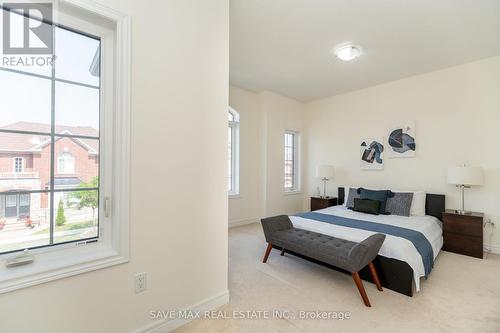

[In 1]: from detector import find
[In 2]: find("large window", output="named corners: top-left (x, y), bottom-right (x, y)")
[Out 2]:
top-left (228, 107), bottom-right (240, 195)
top-left (0, 3), bottom-right (130, 293)
top-left (284, 130), bottom-right (300, 192)
top-left (0, 16), bottom-right (101, 254)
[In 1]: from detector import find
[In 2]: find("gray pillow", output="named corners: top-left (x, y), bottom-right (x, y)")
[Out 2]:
top-left (346, 187), bottom-right (360, 209)
top-left (386, 192), bottom-right (414, 217)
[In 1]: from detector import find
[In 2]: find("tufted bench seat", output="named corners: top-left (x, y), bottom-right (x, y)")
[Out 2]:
top-left (261, 215), bottom-right (386, 307)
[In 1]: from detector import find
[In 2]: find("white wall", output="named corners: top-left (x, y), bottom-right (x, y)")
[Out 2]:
top-left (228, 87), bottom-right (304, 224)
top-left (261, 91), bottom-right (304, 216)
top-left (228, 86), bottom-right (265, 226)
top-left (0, 1), bottom-right (229, 332)
top-left (303, 56), bottom-right (500, 251)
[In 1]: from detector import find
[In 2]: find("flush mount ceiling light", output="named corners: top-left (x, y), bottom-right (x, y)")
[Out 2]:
top-left (334, 44), bottom-right (362, 61)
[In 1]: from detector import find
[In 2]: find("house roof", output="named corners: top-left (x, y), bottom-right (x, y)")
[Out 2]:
top-left (0, 122), bottom-right (99, 153)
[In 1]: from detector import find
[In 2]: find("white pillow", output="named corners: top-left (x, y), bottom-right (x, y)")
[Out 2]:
top-left (342, 186), bottom-right (349, 206)
top-left (410, 191), bottom-right (427, 216)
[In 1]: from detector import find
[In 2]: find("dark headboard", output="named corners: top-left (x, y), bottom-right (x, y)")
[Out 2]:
top-left (338, 187), bottom-right (445, 221)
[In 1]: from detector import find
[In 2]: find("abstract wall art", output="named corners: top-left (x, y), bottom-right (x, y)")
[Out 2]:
top-left (360, 138), bottom-right (384, 170)
top-left (387, 121), bottom-right (416, 158)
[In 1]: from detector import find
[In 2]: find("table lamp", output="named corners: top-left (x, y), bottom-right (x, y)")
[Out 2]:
top-left (316, 165), bottom-right (335, 199)
top-left (447, 165), bottom-right (483, 215)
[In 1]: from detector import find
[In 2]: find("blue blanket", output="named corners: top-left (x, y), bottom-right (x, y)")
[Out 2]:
top-left (294, 212), bottom-right (434, 277)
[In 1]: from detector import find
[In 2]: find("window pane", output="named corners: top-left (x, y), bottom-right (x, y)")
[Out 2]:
top-left (0, 192), bottom-right (51, 253)
top-left (0, 128), bottom-right (51, 254)
top-left (55, 81), bottom-right (99, 130)
top-left (284, 133), bottom-right (296, 190)
top-left (55, 27), bottom-right (100, 86)
top-left (0, 8), bottom-right (53, 77)
top-left (53, 137), bottom-right (99, 190)
top-left (52, 190), bottom-right (98, 244)
top-left (0, 132), bottom-right (51, 191)
top-left (0, 70), bottom-right (51, 130)
top-left (284, 133), bottom-right (292, 147)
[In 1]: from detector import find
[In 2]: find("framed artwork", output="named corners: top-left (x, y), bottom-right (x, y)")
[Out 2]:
top-left (387, 121), bottom-right (416, 158)
top-left (360, 138), bottom-right (384, 170)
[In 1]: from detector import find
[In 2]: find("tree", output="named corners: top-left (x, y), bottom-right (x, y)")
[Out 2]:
top-left (56, 199), bottom-right (66, 226)
top-left (68, 177), bottom-right (99, 220)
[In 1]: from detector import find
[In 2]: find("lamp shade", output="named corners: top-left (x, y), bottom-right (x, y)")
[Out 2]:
top-left (447, 166), bottom-right (483, 186)
top-left (316, 165), bottom-right (335, 179)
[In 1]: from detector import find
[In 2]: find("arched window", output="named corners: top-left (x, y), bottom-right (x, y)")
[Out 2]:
top-left (58, 151), bottom-right (75, 174)
top-left (228, 107), bottom-right (240, 195)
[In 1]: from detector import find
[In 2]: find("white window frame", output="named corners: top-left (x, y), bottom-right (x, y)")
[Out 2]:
top-left (0, 0), bottom-right (131, 294)
top-left (13, 157), bottom-right (24, 173)
top-left (57, 151), bottom-right (75, 174)
top-left (284, 130), bottom-right (301, 193)
top-left (228, 107), bottom-right (240, 197)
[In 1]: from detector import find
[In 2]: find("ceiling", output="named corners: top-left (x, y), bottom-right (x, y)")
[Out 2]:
top-left (230, 0), bottom-right (500, 102)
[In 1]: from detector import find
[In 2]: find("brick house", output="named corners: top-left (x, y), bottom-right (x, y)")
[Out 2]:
top-left (0, 122), bottom-right (99, 220)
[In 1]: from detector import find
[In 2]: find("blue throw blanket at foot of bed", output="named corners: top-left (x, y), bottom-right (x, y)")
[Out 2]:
top-left (294, 212), bottom-right (434, 277)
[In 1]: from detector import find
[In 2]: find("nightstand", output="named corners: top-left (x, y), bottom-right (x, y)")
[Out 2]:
top-left (442, 209), bottom-right (484, 259)
top-left (310, 197), bottom-right (338, 211)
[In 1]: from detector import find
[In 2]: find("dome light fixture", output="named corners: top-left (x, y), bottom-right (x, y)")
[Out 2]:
top-left (334, 44), bottom-right (362, 61)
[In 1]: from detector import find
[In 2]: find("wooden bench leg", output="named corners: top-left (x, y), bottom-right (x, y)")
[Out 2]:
top-left (352, 272), bottom-right (371, 307)
top-left (280, 248), bottom-right (286, 256)
top-left (368, 261), bottom-right (383, 291)
top-left (262, 243), bottom-right (273, 263)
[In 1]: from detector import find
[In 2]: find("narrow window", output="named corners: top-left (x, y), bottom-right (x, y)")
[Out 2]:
top-left (228, 108), bottom-right (240, 195)
top-left (14, 157), bottom-right (24, 173)
top-left (284, 130), bottom-right (300, 192)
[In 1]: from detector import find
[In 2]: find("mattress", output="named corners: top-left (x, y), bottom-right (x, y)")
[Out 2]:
top-left (289, 205), bottom-right (443, 291)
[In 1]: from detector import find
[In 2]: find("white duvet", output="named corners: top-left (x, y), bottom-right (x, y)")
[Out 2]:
top-left (289, 205), bottom-right (443, 291)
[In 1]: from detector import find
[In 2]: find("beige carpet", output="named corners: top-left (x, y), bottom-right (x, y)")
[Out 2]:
top-left (176, 223), bottom-right (500, 333)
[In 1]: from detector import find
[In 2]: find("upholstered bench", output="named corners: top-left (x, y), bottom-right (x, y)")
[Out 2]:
top-left (261, 215), bottom-right (386, 307)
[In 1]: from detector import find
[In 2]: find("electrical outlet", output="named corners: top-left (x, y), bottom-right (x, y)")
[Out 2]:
top-left (135, 272), bottom-right (147, 293)
top-left (485, 219), bottom-right (495, 227)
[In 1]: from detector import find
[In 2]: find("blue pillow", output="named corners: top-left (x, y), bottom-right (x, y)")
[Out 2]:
top-left (357, 188), bottom-right (393, 214)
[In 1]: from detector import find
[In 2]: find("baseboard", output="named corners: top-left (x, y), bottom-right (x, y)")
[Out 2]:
top-left (485, 244), bottom-right (500, 255)
top-left (229, 217), bottom-right (259, 228)
top-left (132, 290), bottom-right (230, 333)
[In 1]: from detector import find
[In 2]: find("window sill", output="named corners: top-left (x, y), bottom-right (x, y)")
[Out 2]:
top-left (0, 242), bottom-right (128, 294)
top-left (228, 193), bottom-right (242, 199)
top-left (284, 190), bottom-right (302, 196)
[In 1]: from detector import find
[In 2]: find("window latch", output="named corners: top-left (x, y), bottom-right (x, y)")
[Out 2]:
top-left (104, 196), bottom-right (111, 218)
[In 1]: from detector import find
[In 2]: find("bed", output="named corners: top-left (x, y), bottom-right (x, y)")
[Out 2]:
top-left (286, 187), bottom-right (445, 296)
